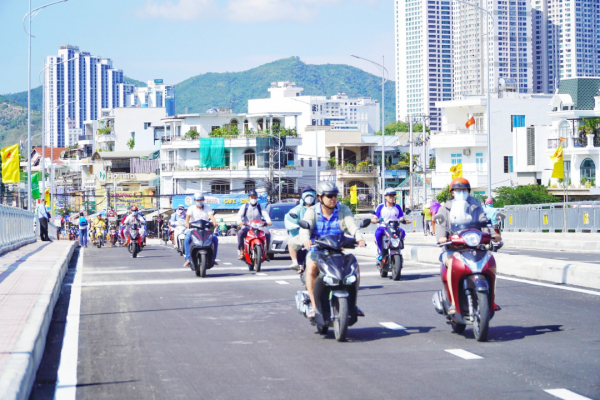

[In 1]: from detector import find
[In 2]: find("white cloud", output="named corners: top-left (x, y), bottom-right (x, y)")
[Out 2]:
top-left (136, 0), bottom-right (218, 20)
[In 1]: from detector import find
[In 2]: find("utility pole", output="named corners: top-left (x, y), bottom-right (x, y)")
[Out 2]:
top-left (422, 115), bottom-right (429, 205)
top-left (409, 115), bottom-right (414, 209)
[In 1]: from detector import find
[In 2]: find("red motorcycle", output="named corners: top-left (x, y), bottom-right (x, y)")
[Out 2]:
top-left (126, 223), bottom-right (143, 258)
top-left (243, 220), bottom-right (267, 272)
top-left (109, 226), bottom-right (118, 246)
top-left (432, 212), bottom-right (505, 342)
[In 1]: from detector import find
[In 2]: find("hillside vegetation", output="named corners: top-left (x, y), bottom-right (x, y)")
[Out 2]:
top-left (0, 100), bottom-right (42, 149)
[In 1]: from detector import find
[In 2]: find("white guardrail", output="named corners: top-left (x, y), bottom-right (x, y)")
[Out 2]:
top-left (0, 204), bottom-right (36, 252)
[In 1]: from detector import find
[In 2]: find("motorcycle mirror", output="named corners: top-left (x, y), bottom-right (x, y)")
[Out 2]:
top-left (298, 220), bottom-right (310, 230)
top-left (369, 210), bottom-right (376, 215)
top-left (289, 213), bottom-right (298, 219)
top-left (361, 219), bottom-right (371, 228)
top-left (496, 211), bottom-right (506, 221)
top-left (434, 214), bottom-right (445, 225)
top-left (404, 208), bottom-right (412, 215)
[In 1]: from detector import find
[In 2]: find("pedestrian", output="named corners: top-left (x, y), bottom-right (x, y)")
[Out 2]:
top-left (37, 200), bottom-right (51, 241)
top-left (78, 212), bottom-right (89, 247)
top-left (422, 201), bottom-right (433, 236)
top-left (430, 199), bottom-right (441, 235)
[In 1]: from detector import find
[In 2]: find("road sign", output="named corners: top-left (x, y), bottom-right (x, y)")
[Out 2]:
top-left (108, 209), bottom-right (116, 218)
top-left (83, 210), bottom-right (88, 216)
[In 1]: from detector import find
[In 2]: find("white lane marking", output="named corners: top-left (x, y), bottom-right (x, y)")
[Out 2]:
top-left (379, 322), bottom-right (406, 330)
top-left (86, 267), bottom-right (247, 274)
top-left (445, 349), bottom-right (483, 360)
top-left (498, 275), bottom-right (600, 297)
top-left (215, 259), bottom-right (221, 261)
top-left (275, 281), bottom-right (290, 285)
top-left (54, 248), bottom-right (84, 400)
top-left (255, 272), bottom-right (268, 276)
top-left (544, 389), bottom-right (592, 400)
top-left (224, 262), bottom-right (232, 265)
top-left (81, 269), bottom-right (439, 287)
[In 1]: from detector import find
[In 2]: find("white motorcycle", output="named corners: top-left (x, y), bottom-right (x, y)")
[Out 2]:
top-left (173, 220), bottom-right (187, 257)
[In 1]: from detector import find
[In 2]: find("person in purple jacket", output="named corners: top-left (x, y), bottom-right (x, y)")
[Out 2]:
top-left (371, 188), bottom-right (411, 261)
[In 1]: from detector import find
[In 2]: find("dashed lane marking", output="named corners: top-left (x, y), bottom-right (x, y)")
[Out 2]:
top-left (224, 262), bottom-right (233, 265)
top-left (544, 389), bottom-right (592, 400)
top-left (445, 349), bottom-right (483, 360)
top-left (498, 276), bottom-right (600, 297)
top-left (379, 322), bottom-right (406, 330)
top-left (275, 281), bottom-right (290, 285)
top-left (255, 272), bottom-right (268, 276)
top-left (86, 267), bottom-right (252, 274)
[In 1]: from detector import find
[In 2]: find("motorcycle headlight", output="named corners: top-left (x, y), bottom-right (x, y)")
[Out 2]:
top-left (271, 229), bottom-right (287, 236)
top-left (323, 275), bottom-right (340, 286)
top-left (390, 238), bottom-right (401, 248)
top-left (250, 222), bottom-right (262, 229)
top-left (344, 275), bottom-right (357, 285)
top-left (463, 231), bottom-right (482, 247)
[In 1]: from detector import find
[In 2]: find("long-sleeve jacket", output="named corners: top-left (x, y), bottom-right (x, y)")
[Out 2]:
top-left (299, 203), bottom-right (364, 244)
top-left (435, 197), bottom-right (489, 242)
top-left (284, 203), bottom-right (311, 237)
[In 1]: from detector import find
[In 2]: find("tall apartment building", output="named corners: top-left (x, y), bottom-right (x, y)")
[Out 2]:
top-left (131, 80), bottom-right (175, 117)
top-left (395, 0), bottom-right (453, 132)
top-left (453, 0), bottom-right (533, 97)
top-left (43, 45), bottom-right (135, 148)
top-left (532, 0), bottom-right (600, 94)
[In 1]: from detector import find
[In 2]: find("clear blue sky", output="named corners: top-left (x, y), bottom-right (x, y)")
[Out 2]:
top-left (0, 0), bottom-right (395, 94)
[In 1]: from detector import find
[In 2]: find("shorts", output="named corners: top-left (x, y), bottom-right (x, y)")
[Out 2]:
top-left (288, 235), bottom-right (304, 252)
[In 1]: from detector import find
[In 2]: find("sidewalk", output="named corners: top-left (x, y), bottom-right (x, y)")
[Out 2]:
top-left (0, 240), bottom-right (77, 400)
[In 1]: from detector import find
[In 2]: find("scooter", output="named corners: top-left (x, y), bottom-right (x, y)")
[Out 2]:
top-left (95, 228), bottom-right (105, 248)
top-left (372, 214), bottom-right (411, 281)
top-left (243, 220), bottom-right (267, 272)
top-left (109, 226), bottom-right (118, 246)
top-left (188, 219), bottom-right (217, 278)
top-left (294, 218), bottom-right (371, 342)
top-left (162, 225), bottom-right (171, 245)
top-left (128, 224), bottom-right (143, 258)
top-left (431, 212), bottom-right (505, 342)
top-left (485, 220), bottom-right (504, 252)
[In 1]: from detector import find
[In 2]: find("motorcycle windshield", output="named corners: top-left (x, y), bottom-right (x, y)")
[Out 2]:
top-left (448, 200), bottom-right (485, 233)
top-left (314, 234), bottom-right (355, 251)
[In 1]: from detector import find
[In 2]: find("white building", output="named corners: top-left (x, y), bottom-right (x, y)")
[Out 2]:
top-left (248, 81), bottom-right (380, 186)
top-left (130, 80), bottom-right (175, 116)
top-left (453, 0), bottom-right (533, 96)
top-left (531, 0), bottom-right (600, 94)
top-left (43, 45), bottom-right (135, 148)
top-left (513, 78), bottom-right (600, 199)
top-left (395, 0), bottom-right (453, 132)
top-left (430, 92), bottom-right (553, 195)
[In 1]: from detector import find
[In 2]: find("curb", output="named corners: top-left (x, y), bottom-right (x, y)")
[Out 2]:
top-left (0, 241), bottom-right (77, 400)
top-left (0, 237), bottom-right (37, 258)
top-left (350, 243), bottom-right (600, 291)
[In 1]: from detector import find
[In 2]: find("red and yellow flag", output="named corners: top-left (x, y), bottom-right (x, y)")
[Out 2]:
top-left (550, 145), bottom-right (564, 179)
top-left (1, 144), bottom-right (20, 183)
top-left (450, 163), bottom-right (463, 179)
top-left (465, 116), bottom-right (475, 129)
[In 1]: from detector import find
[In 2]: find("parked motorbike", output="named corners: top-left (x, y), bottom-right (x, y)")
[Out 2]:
top-left (243, 220), bottom-right (267, 272)
top-left (128, 223), bottom-right (143, 258)
top-left (188, 219), bottom-right (217, 278)
top-left (431, 212), bottom-right (505, 342)
top-left (294, 218), bottom-right (371, 342)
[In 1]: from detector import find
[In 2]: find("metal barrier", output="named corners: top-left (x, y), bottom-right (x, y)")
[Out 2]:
top-left (0, 204), bottom-right (36, 251)
top-left (504, 201), bottom-right (600, 233)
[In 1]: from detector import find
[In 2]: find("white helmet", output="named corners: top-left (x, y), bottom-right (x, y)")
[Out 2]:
top-left (384, 188), bottom-right (397, 196)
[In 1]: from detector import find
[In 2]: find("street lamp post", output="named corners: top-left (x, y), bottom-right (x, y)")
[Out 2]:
top-left (351, 55), bottom-right (389, 203)
top-left (290, 98), bottom-right (319, 188)
top-left (454, 0), bottom-right (495, 197)
top-left (22, 0), bottom-right (69, 210)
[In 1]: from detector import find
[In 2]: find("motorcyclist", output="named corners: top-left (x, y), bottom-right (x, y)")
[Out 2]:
top-left (217, 218), bottom-right (227, 236)
top-left (284, 186), bottom-right (316, 270)
top-left (123, 206), bottom-right (145, 245)
top-left (92, 215), bottom-right (106, 244)
top-left (299, 182), bottom-right (367, 324)
top-left (170, 205), bottom-right (187, 249)
top-left (436, 177), bottom-right (501, 314)
top-left (119, 210), bottom-right (130, 243)
top-left (236, 190), bottom-right (272, 260)
top-left (483, 198), bottom-right (499, 225)
top-left (183, 193), bottom-right (219, 268)
top-left (371, 187), bottom-right (410, 261)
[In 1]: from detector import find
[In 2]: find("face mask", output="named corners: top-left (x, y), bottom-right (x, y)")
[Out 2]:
top-left (249, 198), bottom-right (258, 205)
top-left (454, 191), bottom-right (469, 202)
top-left (196, 200), bottom-right (204, 207)
top-left (304, 195), bottom-right (314, 205)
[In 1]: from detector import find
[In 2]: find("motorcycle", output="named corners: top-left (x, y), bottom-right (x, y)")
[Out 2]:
top-left (243, 220), bottom-right (267, 272)
top-left (188, 219), bottom-right (217, 278)
top-left (128, 223), bottom-right (143, 258)
top-left (431, 212), bottom-right (505, 342)
top-left (372, 214), bottom-right (411, 280)
top-left (294, 218), bottom-right (371, 342)
top-left (162, 225), bottom-right (171, 245)
top-left (228, 226), bottom-right (237, 236)
top-left (95, 228), bottom-right (105, 248)
top-left (485, 220), bottom-right (503, 252)
top-left (109, 227), bottom-right (118, 246)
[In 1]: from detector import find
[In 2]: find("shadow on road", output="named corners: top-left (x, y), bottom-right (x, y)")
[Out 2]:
top-left (76, 379), bottom-right (139, 388)
top-left (346, 326), bottom-right (436, 343)
top-left (487, 325), bottom-right (563, 342)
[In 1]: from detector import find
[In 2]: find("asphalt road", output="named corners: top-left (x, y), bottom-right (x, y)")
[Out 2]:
top-left (32, 243), bottom-right (600, 400)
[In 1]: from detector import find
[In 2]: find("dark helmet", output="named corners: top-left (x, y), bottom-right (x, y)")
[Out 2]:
top-left (248, 189), bottom-right (258, 197)
top-left (316, 181), bottom-right (339, 196)
top-left (450, 177), bottom-right (471, 192)
top-left (301, 185), bottom-right (314, 194)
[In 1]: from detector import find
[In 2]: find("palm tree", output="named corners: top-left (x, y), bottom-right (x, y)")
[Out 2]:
top-left (578, 118), bottom-right (600, 136)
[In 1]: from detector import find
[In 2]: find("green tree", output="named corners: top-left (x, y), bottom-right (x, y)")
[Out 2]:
top-left (376, 121), bottom-right (430, 135)
top-left (126, 138), bottom-right (135, 150)
top-left (436, 185), bottom-right (452, 204)
top-left (184, 129), bottom-right (200, 139)
top-left (493, 185), bottom-right (558, 207)
top-left (578, 118), bottom-right (600, 136)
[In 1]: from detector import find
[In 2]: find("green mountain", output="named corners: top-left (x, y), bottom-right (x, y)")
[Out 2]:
top-left (0, 58), bottom-right (396, 148)
top-left (123, 76), bottom-right (147, 87)
top-left (175, 57), bottom-right (395, 125)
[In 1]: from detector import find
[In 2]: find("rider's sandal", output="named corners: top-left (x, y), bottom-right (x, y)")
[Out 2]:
top-left (238, 253), bottom-right (244, 260)
top-left (183, 260), bottom-right (191, 268)
top-left (356, 307), bottom-right (365, 317)
top-left (447, 305), bottom-right (456, 315)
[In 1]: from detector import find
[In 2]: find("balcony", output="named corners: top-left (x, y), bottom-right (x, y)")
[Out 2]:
top-left (160, 163), bottom-right (303, 179)
top-left (161, 135), bottom-right (302, 149)
top-left (97, 134), bottom-right (116, 143)
top-left (78, 135), bottom-right (94, 142)
top-left (430, 130), bottom-right (488, 149)
top-left (547, 135), bottom-right (600, 156)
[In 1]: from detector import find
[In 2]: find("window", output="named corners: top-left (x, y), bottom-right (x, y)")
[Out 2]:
top-left (559, 120), bottom-right (571, 137)
top-left (211, 180), bottom-right (230, 194)
top-left (476, 153), bottom-right (484, 172)
top-left (581, 158), bottom-right (595, 181)
top-left (527, 127), bottom-right (536, 166)
top-left (451, 153), bottom-right (462, 165)
top-left (244, 180), bottom-right (256, 192)
top-left (504, 156), bottom-right (514, 173)
top-left (143, 122), bottom-right (151, 129)
top-left (211, 126), bottom-right (220, 132)
top-left (511, 115), bottom-right (525, 131)
top-left (244, 149), bottom-right (256, 167)
top-left (300, 158), bottom-right (304, 167)
top-left (309, 158), bottom-right (313, 167)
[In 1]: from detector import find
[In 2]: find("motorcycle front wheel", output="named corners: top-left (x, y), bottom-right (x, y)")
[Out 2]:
top-left (254, 246), bottom-right (262, 272)
top-left (132, 243), bottom-right (138, 258)
top-left (473, 291), bottom-right (490, 342)
top-left (333, 296), bottom-right (349, 342)
top-left (391, 255), bottom-right (403, 281)
top-left (196, 253), bottom-right (207, 278)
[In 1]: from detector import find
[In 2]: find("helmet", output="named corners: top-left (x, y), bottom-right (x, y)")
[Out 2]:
top-left (248, 190), bottom-right (258, 197)
top-left (449, 177), bottom-right (471, 191)
top-left (177, 205), bottom-right (185, 210)
top-left (131, 206), bottom-right (139, 212)
top-left (485, 198), bottom-right (493, 205)
top-left (193, 192), bottom-right (205, 201)
top-left (316, 181), bottom-right (339, 196)
top-left (301, 186), bottom-right (314, 194)
top-left (384, 187), bottom-right (397, 197)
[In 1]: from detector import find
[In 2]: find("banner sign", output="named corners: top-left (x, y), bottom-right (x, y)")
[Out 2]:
top-left (171, 193), bottom-right (268, 210)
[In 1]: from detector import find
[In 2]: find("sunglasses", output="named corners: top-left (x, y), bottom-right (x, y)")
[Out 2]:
top-left (323, 194), bottom-right (338, 199)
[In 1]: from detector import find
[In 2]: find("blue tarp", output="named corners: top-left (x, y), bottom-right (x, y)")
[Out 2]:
top-left (172, 193), bottom-right (268, 210)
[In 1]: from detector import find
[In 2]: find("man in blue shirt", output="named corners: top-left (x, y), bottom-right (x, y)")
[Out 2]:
top-left (371, 188), bottom-right (409, 260)
top-left (37, 199), bottom-right (51, 241)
